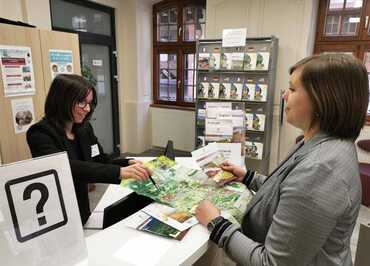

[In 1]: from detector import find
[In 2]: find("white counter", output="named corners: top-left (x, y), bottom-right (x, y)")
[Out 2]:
top-left (85, 157), bottom-right (210, 265)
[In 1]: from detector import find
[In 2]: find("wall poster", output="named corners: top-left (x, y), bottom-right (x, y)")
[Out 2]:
top-left (0, 45), bottom-right (36, 97)
top-left (49, 49), bottom-right (73, 79)
top-left (11, 97), bottom-right (35, 134)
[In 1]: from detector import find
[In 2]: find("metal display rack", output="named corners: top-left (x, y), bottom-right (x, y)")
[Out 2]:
top-left (194, 36), bottom-right (279, 175)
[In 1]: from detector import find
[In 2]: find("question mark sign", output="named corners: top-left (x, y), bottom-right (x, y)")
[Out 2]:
top-left (23, 183), bottom-right (49, 226)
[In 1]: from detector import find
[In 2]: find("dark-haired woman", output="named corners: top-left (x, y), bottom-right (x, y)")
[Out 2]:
top-left (27, 74), bottom-right (150, 225)
top-left (196, 54), bottom-right (368, 266)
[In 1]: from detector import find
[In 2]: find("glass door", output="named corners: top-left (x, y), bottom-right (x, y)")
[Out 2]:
top-left (50, 0), bottom-right (120, 154)
top-left (81, 44), bottom-right (114, 153)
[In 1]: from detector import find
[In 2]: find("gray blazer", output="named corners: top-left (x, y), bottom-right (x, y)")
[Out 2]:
top-left (218, 132), bottom-right (362, 266)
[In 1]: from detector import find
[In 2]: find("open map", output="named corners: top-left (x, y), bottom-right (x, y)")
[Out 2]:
top-left (121, 156), bottom-right (252, 223)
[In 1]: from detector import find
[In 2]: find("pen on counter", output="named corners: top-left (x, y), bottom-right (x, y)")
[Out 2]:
top-left (148, 175), bottom-right (160, 191)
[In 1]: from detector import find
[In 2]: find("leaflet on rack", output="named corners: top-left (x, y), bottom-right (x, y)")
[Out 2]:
top-left (205, 102), bottom-right (233, 142)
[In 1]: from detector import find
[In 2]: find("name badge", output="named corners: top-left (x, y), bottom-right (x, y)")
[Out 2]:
top-left (91, 144), bottom-right (100, 157)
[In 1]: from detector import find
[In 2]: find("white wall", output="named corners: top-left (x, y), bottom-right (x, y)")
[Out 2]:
top-left (0, 0), bottom-right (24, 22)
top-left (151, 108), bottom-right (195, 150)
top-left (152, 0), bottom-right (319, 170)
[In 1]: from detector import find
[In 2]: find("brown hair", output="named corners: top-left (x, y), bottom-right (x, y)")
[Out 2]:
top-left (290, 54), bottom-right (369, 140)
top-left (45, 74), bottom-right (97, 128)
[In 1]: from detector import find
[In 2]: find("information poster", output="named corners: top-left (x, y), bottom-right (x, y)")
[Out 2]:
top-left (11, 98), bottom-right (35, 134)
top-left (0, 45), bottom-right (36, 97)
top-left (49, 49), bottom-right (73, 79)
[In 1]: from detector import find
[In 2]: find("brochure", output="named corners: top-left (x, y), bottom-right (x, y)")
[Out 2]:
top-left (198, 53), bottom-right (210, 69)
top-left (209, 77), bottom-right (220, 99)
top-left (205, 102), bottom-right (233, 142)
top-left (121, 156), bottom-right (253, 223)
top-left (230, 82), bottom-right (242, 100)
top-left (125, 211), bottom-right (189, 240)
top-left (221, 52), bottom-right (232, 70)
top-left (254, 83), bottom-right (267, 101)
top-left (231, 52), bottom-right (244, 70)
top-left (244, 52), bottom-right (257, 70)
top-left (219, 82), bottom-right (231, 99)
top-left (245, 141), bottom-right (263, 160)
top-left (256, 52), bottom-right (270, 70)
top-left (191, 142), bottom-right (241, 181)
top-left (198, 82), bottom-right (209, 99)
top-left (209, 49), bottom-right (220, 70)
top-left (141, 203), bottom-right (197, 232)
top-left (243, 83), bottom-right (255, 101)
top-left (246, 113), bottom-right (266, 131)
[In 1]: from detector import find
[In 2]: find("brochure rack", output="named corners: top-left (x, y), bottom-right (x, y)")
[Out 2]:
top-left (195, 36), bottom-right (278, 174)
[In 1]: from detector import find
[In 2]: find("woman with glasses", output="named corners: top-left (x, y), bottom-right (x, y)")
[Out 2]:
top-left (27, 74), bottom-right (151, 225)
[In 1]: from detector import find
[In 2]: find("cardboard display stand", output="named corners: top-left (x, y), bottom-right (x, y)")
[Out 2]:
top-left (0, 152), bottom-right (87, 266)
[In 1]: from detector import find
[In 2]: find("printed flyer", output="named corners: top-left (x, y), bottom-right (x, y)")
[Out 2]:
top-left (0, 45), bottom-right (35, 97)
top-left (49, 49), bottom-right (74, 79)
top-left (11, 97), bottom-right (35, 134)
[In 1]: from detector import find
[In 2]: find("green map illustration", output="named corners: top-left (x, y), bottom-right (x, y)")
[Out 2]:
top-left (121, 156), bottom-right (252, 223)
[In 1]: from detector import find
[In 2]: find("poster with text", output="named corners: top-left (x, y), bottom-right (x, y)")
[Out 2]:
top-left (49, 49), bottom-right (73, 79)
top-left (0, 45), bottom-right (36, 97)
top-left (11, 98), bottom-right (35, 134)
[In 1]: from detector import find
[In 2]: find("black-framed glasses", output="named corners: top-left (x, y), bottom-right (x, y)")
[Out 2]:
top-left (77, 100), bottom-right (96, 109)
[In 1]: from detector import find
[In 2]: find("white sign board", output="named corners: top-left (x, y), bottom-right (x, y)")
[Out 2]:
top-left (222, 28), bottom-right (247, 47)
top-left (0, 152), bottom-right (87, 266)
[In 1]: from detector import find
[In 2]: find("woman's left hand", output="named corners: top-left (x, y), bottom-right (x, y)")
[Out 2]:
top-left (195, 200), bottom-right (220, 226)
top-left (128, 159), bottom-right (144, 165)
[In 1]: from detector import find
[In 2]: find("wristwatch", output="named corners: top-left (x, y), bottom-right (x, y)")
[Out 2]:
top-left (207, 216), bottom-right (224, 232)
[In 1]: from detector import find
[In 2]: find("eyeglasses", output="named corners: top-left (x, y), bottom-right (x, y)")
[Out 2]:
top-left (77, 101), bottom-right (95, 109)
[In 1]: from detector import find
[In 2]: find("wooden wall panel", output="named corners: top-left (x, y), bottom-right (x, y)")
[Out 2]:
top-left (39, 30), bottom-right (81, 95)
top-left (0, 24), bottom-right (45, 163)
top-left (0, 25), bottom-right (80, 164)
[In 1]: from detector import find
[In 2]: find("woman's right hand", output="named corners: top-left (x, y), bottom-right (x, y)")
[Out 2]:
top-left (120, 164), bottom-right (151, 181)
top-left (218, 161), bottom-right (247, 186)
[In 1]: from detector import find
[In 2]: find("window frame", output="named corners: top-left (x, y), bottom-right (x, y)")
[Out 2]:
top-left (315, 0), bottom-right (367, 42)
top-left (152, 0), bottom-right (206, 109)
top-left (314, 0), bottom-right (370, 124)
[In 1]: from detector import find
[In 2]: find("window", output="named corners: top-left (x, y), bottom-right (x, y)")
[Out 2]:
top-left (315, 0), bottom-right (370, 121)
top-left (153, 0), bottom-right (206, 108)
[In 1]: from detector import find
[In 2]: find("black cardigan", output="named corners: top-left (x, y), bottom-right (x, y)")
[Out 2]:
top-left (26, 118), bottom-right (130, 224)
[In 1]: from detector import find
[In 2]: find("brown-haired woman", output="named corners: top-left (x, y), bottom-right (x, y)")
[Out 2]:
top-left (196, 54), bottom-right (368, 266)
top-left (27, 74), bottom-right (150, 225)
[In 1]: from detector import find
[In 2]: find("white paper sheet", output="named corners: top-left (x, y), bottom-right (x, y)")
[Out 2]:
top-left (216, 143), bottom-right (243, 166)
top-left (222, 28), bottom-right (247, 47)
